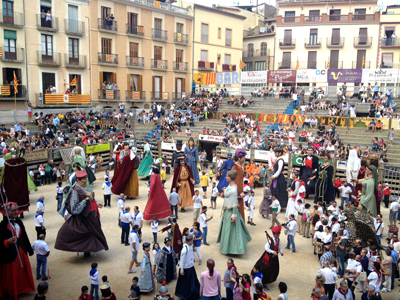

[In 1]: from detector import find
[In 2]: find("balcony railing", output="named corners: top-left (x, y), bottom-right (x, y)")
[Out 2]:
top-left (36, 14), bottom-right (59, 31)
top-left (352, 14), bottom-right (376, 21)
top-left (243, 27), bottom-right (275, 37)
top-left (172, 92), bottom-right (182, 100)
top-left (326, 37), bottom-right (345, 48)
top-left (222, 64), bottom-right (237, 71)
top-left (354, 37), bottom-right (372, 47)
top-left (304, 15), bottom-right (322, 22)
top-left (152, 29), bottom-right (167, 41)
top-left (1, 47), bottom-right (24, 62)
top-left (174, 32), bottom-right (188, 44)
top-left (128, 0), bottom-right (189, 15)
top-left (98, 18), bottom-right (117, 32)
top-left (98, 53), bottom-right (118, 64)
top-left (0, 85), bottom-right (27, 99)
top-left (328, 14), bottom-right (349, 22)
top-left (151, 91), bottom-right (163, 100)
top-left (279, 39), bottom-right (296, 48)
top-left (352, 61), bottom-right (371, 69)
top-left (126, 24), bottom-right (144, 36)
top-left (126, 91), bottom-right (146, 101)
top-left (98, 89), bottom-right (120, 100)
top-left (325, 61), bottom-right (343, 69)
top-left (64, 54), bottom-right (87, 69)
top-left (381, 38), bottom-right (400, 47)
top-left (380, 63), bottom-right (400, 68)
top-left (173, 61), bottom-right (188, 72)
top-left (282, 16), bottom-right (301, 23)
top-left (127, 56), bottom-right (144, 68)
top-left (306, 62), bottom-right (318, 69)
top-left (242, 49), bottom-right (270, 58)
top-left (277, 62), bottom-right (308, 69)
top-left (198, 61), bottom-right (214, 71)
top-left (226, 39), bottom-right (232, 47)
top-left (65, 19), bottom-right (85, 36)
top-left (0, 12), bottom-right (24, 27)
top-left (151, 59), bottom-right (168, 70)
top-left (37, 51), bottom-right (62, 66)
top-left (304, 38), bottom-right (322, 48)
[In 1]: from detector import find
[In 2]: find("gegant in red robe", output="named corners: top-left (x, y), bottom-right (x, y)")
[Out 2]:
top-left (143, 173), bottom-right (171, 220)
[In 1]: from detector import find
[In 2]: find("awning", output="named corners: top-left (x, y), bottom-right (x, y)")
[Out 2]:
top-left (40, 0), bottom-right (52, 8)
top-left (4, 30), bottom-right (16, 40)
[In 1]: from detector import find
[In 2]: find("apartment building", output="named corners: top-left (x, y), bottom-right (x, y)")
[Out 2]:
top-left (379, 5), bottom-right (400, 69)
top-left (90, 0), bottom-right (193, 109)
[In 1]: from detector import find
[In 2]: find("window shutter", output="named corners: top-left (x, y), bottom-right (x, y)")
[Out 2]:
top-left (138, 75), bottom-right (142, 92)
top-left (332, 29), bottom-right (340, 45)
top-left (99, 72), bottom-right (103, 89)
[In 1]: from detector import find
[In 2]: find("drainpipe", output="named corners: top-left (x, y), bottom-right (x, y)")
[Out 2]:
top-left (23, 0), bottom-right (29, 108)
top-left (85, 15), bottom-right (91, 106)
top-left (191, 6), bottom-right (195, 85)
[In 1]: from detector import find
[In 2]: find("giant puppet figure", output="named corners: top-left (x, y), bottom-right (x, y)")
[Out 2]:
top-left (171, 139), bottom-right (184, 169)
top-left (113, 135), bottom-right (124, 172)
top-left (346, 149), bottom-right (361, 185)
top-left (300, 147), bottom-right (319, 198)
top-left (184, 137), bottom-right (200, 185)
top-left (217, 152), bottom-right (235, 193)
top-left (171, 153), bottom-right (195, 212)
top-left (137, 139), bottom-right (153, 178)
top-left (67, 138), bottom-right (96, 184)
top-left (270, 148), bottom-right (288, 208)
top-left (231, 149), bottom-right (247, 220)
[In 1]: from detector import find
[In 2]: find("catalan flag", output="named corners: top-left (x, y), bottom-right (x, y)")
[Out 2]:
top-left (267, 61), bottom-right (269, 70)
top-left (239, 60), bottom-right (246, 70)
top-left (296, 57), bottom-right (299, 70)
top-left (69, 77), bottom-right (76, 86)
top-left (326, 57), bottom-right (330, 69)
top-left (362, 55), bottom-right (365, 69)
top-left (13, 72), bottom-right (18, 95)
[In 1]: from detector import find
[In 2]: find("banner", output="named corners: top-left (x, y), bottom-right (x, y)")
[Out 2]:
top-left (327, 69), bottom-right (362, 83)
top-left (241, 71), bottom-right (268, 84)
top-left (45, 94), bottom-right (90, 104)
top-left (194, 73), bottom-right (216, 85)
top-left (362, 69), bottom-right (398, 84)
top-left (199, 135), bottom-right (224, 143)
top-left (254, 150), bottom-right (289, 163)
top-left (216, 72), bottom-right (240, 85)
top-left (293, 155), bottom-right (328, 166)
top-left (267, 70), bottom-right (296, 83)
top-left (296, 69), bottom-right (328, 83)
top-left (0, 86), bottom-right (10, 96)
top-left (349, 117), bottom-right (390, 130)
top-left (106, 90), bottom-right (114, 99)
top-left (63, 94), bottom-right (69, 103)
top-left (86, 142), bottom-right (111, 154)
top-left (161, 141), bottom-right (186, 151)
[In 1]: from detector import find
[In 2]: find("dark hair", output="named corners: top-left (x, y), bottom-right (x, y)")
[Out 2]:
top-left (373, 262), bottom-right (381, 271)
top-left (202, 206), bottom-right (207, 210)
top-left (253, 265), bottom-right (260, 272)
top-left (255, 283), bottom-right (263, 293)
top-left (317, 225), bottom-right (323, 232)
top-left (132, 276), bottom-right (139, 282)
top-left (81, 286), bottom-right (89, 293)
top-left (102, 275), bottom-right (107, 282)
top-left (242, 273), bottom-right (250, 283)
top-left (305, 203), bottom-right (311, 209)
top-left (182, 227), bottom-right (189, 237)
top-left (135, 206), bottom-right (139, 210)
top-left (193, 222), bottom-right (200, 229)
top-left (91, 262), bottom-right (98, 269)
top-left (278, 282), bottom-right (287, 293)
top-left (133, 225), bottom-right (139, 230)
top-left (73, 162), bottom-right (82, 170)
top-left (153, 242), bottom-right (160, 250)
top-left (349, 253), bottom-right (355, 259)
top-left (58, 181), bottom-right (62, 186)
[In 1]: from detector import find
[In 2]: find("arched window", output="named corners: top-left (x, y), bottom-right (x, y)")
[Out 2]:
top-left (248, 43), bottom-right (254, 57)
top-left (261, 42), bottom-right (267, 56)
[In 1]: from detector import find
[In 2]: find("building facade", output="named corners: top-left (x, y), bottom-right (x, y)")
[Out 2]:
top-left (378, 5), bottom-right (400, 69)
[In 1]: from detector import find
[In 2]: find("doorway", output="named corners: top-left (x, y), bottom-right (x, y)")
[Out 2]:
top-left (69, 74), bottom-right (81, 94)
top-left (199, 141), bottom-right (218, 163)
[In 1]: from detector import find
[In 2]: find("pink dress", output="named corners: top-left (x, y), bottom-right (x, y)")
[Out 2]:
top-left (242, 282), bottom-right (251, 300)
top-left (233, 283), bottom-right (243, 300)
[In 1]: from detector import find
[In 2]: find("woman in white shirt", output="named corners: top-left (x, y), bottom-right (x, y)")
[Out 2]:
top-left (313, 225), bottom-right (324, 258)
top-left (367, 262), bottom-right (382, 293)
top-left (322, 226), bottom-right (332, 246)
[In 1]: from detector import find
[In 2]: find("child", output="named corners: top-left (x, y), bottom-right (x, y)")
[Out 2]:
top-left (333, 177), bottom-right (343, 199)
top-left (294, 199), bottom-right (305, 235)
top-left (210, 182), bottom-right (218, 210)
top-left (248, 173), bottom-right (255, 191)
top-left (160, 167), bottom-right (166, 188)
top-left (152, 243), bottom-right (160, 276)
top-left (102, 177), bottom-right (112, 208)
top-left (79, 286), bottom-right (91, 300)
top-left (166, 216), bottom-right (173, 239)
top-left (56, 181), bottom-right (63, 212)
top-left (255, 283), bottom-right (271, 300)
top-left (302, 203), bottom-right (312, 238)
top-left (389, 197), bottom-right (399, 227)
top-left (129, 277), bottom-right (141, 300)
top-left (101, 275), bottom-right (110, 287)
top-left (243, 179), bottom-right (251, 209)
top-left (383, 183), bottom-right (392, 209)
top-left (250, 266), bottom-right (264, 299)
top-left (247, 191), bottom-right (256, 226)
top-left (151, 217), bottom-right (158, 243)
top-left (201, 172), bottom-right (209, 199)
top-left (88, 262), bottom-right (100, 300)
top-left (200, 206), bottom-right (213, 246)
top-left (104, 170), bottom-right (110, 181)
top-left (270, 195), bottom-right (281, 229)
top-left (209, 168), bottom-right (213, 181)
top-left (34, 282), bottom-right (49, 300)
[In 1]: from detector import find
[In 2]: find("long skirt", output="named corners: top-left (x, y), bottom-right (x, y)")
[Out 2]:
top-left (175, 266), bottom-right (200, 300)
top-left (254, 251), bottom-right (279, 285)
top-left (271, 174), bottom-right (288, 208)
top-left (137, 151), bottom-right (153, 177)
top-left (125, 169), bottom-right (139, 198)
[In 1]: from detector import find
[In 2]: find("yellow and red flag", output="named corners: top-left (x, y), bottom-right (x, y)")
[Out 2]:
top-left (239, 60), bottom-right (246, 70)
top-left (69, 77), bottom-right (76, 86)
top-left (296, 57), bottom-right (299, 70)
top-left (361, 55), bottom-right (365, 69)
top-left (13, 72), bottom-right (18, 95)
top-left (326, 57), bottom-right (330, 69)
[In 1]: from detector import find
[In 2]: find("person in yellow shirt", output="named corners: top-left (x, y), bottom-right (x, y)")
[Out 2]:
top-left (58, 113), bottom-right (64, 124)
top-left (209, 169), bottom-right (214, 181)
top-left (201, 171), bottom-right (209, 199)
top-left (160, 167), bottom-right (167, 188)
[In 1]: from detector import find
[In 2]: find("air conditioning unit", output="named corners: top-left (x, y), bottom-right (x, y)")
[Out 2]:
top-left (259, 27), bottom-right (266, 33)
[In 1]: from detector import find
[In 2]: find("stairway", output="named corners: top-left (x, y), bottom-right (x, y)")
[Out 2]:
top-left (283, 101), bottom-right (295, 115)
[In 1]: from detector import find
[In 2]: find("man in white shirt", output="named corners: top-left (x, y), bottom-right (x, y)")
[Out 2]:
top-left (132, 206), bottom-right (143, 241)
top-left (37, 196), bottom-right (45, 213)
top-left (118, 101), bottom-right (125, 113)
top-left (192, 190), bottom-right (203, 223)
top-left (318, 261), bottom-right (338, 299)
top-left (284, 214), bottom-right (298, 253)
top-left (120, 206), bottom-right (133, 246)
top-left (34, 208), bottom-right (46, 240)
top-left (157, 104), bottom-right (162, 118)
top-left (292, 92), bottom-right (298, 109)
top-left (217, 156), bottom-right (223, 171)
top-left (343, 253), bottom-right (361, 298)
top-left (200, 206), bottom-right (213, 246)
top-left (102, 177), bottom-right (113, 208)
top-left (373, 214), bottom-right (384, 245)
top-left (328, 201), bottom-right (340, 216)
top-left (338, 182), bottom-right (352, 207)
top-left (31, 234), bottom-right (50, 280)
top-left (117, 194), bottom-right (125, 226)
top-left (211, 182), bottom-right (218, 210)
top-left (389, 198), bottom-right (400, 227)
top-left (128, 224), bottom-right (141, 273)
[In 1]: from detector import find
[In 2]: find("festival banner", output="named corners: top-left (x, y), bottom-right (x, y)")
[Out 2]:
top-left (199, 134), bottom-right (224, 143)
top-left (0, 86), bottom-right (10, 96)
top-left (194, 73), bottom-right (216, 85)
top-left (254, 150), bottom-right (289, 163)
top-left (106, 90), bottom-right (114, 99)
top-left (86, 142), bottom-right (111, 154)
top-left (361, 69), bottom-right (399, 84)
top-left (349, 117), bottom-right (390, 130)
top-left (267, 70), bottom-right (296, 83)
top-left (161, 141), bottom-right (186, 151)
top-left (45, 94), bottom-right (90, 104)
top-left (241, 71), bottom-right (268, 84)
top-left (292, 155), bottom-right (327, 166)
top-left (296, 69), bottom-right (328, 83)
top-left (327, 69), bottom-right (362, 83)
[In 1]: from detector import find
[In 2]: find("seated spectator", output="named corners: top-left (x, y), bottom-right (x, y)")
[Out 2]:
top-left (303, 116), bottom-right (311, 128)
top-left (367, 119), bottom-right (376, 133)
top-left (310, 116), bottom-right (318, 128)
top-left (375, 120), bottom-right (383, 132)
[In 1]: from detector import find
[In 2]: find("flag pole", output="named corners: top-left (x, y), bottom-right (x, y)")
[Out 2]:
top-left (76, 77), bottom-right (78, 112)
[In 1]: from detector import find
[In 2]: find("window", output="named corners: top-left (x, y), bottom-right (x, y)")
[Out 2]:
top-left (359, 28), bottom-right (368, 44)
top-left (329, 9), bottom-right (341, 21)
top-left (68, 38), bottom-right (79, 64)
top-left (248, 43), bottom-right (254, 57)
top-left (68, 5), bottom-right (78, 32)
top-left (283, 29), bottom-right (292, 45)
top-left (42, 72), bottom-right (55, 94)
top-left (129, 74), bottom-right (142, 92)
top-left (330, 50), bottom-right (339, 69)
top-left (309, 10), bottom-right (320, 21)
top-left (101, 38), bottom-right (111, 54)
top-left (176, 23), bottom-right (183, 33)
top-left (254, 61), bottom-right (266, 71)
top-left (243, 62), bottom-right (253, 71)
top-left (200, 50), bottom-right (207, 62)
top-left (217, 54), bottom-right (221, 65)
top-left (331, 28), bottom-right (340, 45)
top-left (41, 34), bottom-right (53, 57)
top-left (154, 18), bottom-right (162, 38)
top-left (382, 53), bottom-right (393, 68)
top-left (309, 29), bottom-right (318, 45)
top-left (127, 12), bottom-right (138, 34)
top-left (129, 42), bottom-right (138, 57)
top-left (101, 6), bottom-right (111, 20)
top-left (226, 29), bottom-right (232, 46)
top-left (154, 46), bottom-right (162, 60)
top-left (307, 51), bottom-right (317, 69)
top-left (260, 42), bottom-right (267, 56)
top-left (354, 8), bottom-right (366, 20)
top-left (3, 0), bottom-right (14, 25)
top-left (224, 54), bottom-right (231, 65)
top-left (218, 27), bottom-right (221, 39)
top-left (176, 49), bottom-right (183, 63)
top-left (201, 23), bottom-right (208, 43)
top-left (356, 50), bottom-right (366, 69)
top-left (4, 30), bottom-right (16, 60)
top-left (285, 11), bottom-right (295, 22)
top-left (282, 52), bottom-right (291, 69)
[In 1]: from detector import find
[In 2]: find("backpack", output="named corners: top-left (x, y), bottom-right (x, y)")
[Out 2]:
top-left (301, 211), bottom-right (308, 223)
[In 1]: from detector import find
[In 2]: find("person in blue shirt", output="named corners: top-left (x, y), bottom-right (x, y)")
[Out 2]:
top-left (53, 115), bottom-right (60, 130)
top-left (373, 82), bottom-right (379, 99)
top-left (14, 122), bottom-right (21, 132)
top-left (189, 221), bottom-right (203, 265)
top-left (192, 80), bottom-right (196, 97)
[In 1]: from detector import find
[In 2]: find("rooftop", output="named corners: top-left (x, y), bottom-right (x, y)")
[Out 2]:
top-left (277, 0), bottom-right (377, 5)
top-left (194, 4), bottom-right (247, 20)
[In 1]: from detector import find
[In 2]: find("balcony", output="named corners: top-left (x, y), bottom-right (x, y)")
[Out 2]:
top-left (279, 39), bottom-right (296, 49)
top-left (172, 92), bottom-right (183, 101)
top-left (352, 61), bottom-right (371, 69)
top-left (277, 61), bottom-right (308, 69)
top-left (325, 61), bottom-right (343, 69)
top-left (98, 53), bottom-right (118, 65)
top-left (198, 61), bottom-right (214, 71)
top-left (37, 51), bottom-right (62, 67)
top-left (36, 14), bottom-right (59, 32)
top-left (127, 56), bottom-right (144, 68)
top-left (222, 64), bottom-right (237, 71)
top-left (173, 61), bottom-right (188, 72)
top-left (277, 12), bottom-right (379, 25)
top-left (126, 91), bottom-right (146, 101)
top-left (0, 85), bottom-right (27, 99)
top-left (174, 33), bottom-right (188, 44)
top-left (0, 12), bottom-right (24, 27)
top-left (281, 16), bottom-right (301, 23)
top-left (353, 14), bottom-right (376, 21)
top-left (130, 0), bottom-right (189, 15)
top-left (326, 37), bottom-right (345, 48)
top-left (126, 24), bottom-right (144, 37)
top-left (1, 48), bottom-right (24, 63)
top-left (304, 38), bottom-right (322, 48)
top-left (152, 29), bottom-right (168, 41)
top-left (151, 59), bottom-right (168, 70)
top-left (354, 37), bottom-right (372, 48)
top-left (381, 38), bottom-right (400, 47)
top-left (151, 91), bottom-right (163, 101)
top-left (64, 54), bottom-right (87, 69)
top-left (328, 15), bottom-right (349, 22)
top-left (65, 19), bottom-right (85, 36)
top-left (242, 49), bottom-right (270, 58)
top-left (243, 26), bottom-right (275, 37)
top-left (98, 89), bottom-right (120, 100)
top-left (304, 15), bottom-right (322, 22)
top-left (98, 18), bottom-right (117, 32)
top-left (380, 63), bottom-right (400, 68)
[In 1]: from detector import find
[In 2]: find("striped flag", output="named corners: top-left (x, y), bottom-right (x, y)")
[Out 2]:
top-left (239, 60), bottom-right (246, 70)
top-left (69, 77), bottom-right (76, 86)
top-left (267, 61), bottom-right (269, 70)
top-left (326, 57), bottom-right (330, 69)
top-left (362, 55), bottom-right (365, 69)
top-left (296, 57), bottom-right (299, 70)
top-left (13, 72), bottom-right (18, 95)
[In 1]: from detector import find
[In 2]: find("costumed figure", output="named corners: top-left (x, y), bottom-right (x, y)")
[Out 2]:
top-left (315, 154), bottom-right (335, 205)
top-left (154, 282), bottom-right (174, 300)
top-left (137, 139), bottom-right (153, 178)
top-left (138, 242), bottom-right (155, 292)
top-left (0, 202), bottom-right (35, 299)
top-left (217, 153), bottom-right (235, 193)
top-left (232, 149), bottom-right (247, 220)
top-left (171, 154), bottom-right (195, 212)
top-left (259, 180), bottom-right (272, 218)
top-left (111, 144), bottom-right (140, 198)
top-left (184, 137), bottom-right (200, 185)
top-left (252, 226), bottom-right (283, 286)
top-left (286, 171), bottom-right (305, 220)
top-left (143, 165), bottom-right (172, 220)
top-left (0, 142), bottom-right (37, 213)
top-left (217, 170), bottom-right (252, 255)
top-left (55, 170), bottom-right (108, 257)
top-left (172, 139), bottom-right (184, 169)
top-left (354, 161), bottom-right (366, 199)
top-left (160, 215), bottom-right (183, 255)
top-left (68, 139), bottom-right (96, 184)
top-left (112, 135), bottom-right (124, 172)
top-left (300, 147), bottom-right (319, 198)
top-left (346, 149), bottom-right (361, 186)
top-left (270, 148), bottom-right (288, 208)
top-left (358, 165), bottom-right (377, 217)
top-left (366, 160), bottom-right (380, 215)
top-left (175, 235), bottom-right (200, 300)
top-left (100, 282), bottom-right (117, 300)
top-left (156, 237), bottom-right (179, 284)
top-left (267, 149), bottom-right (277, 180)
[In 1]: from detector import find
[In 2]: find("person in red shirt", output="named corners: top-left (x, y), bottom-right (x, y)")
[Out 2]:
top-left (333, 177), bottom-right (343, 199)
top-left (383, 183), bottom-right (391, 208)
top-left (249, 173), bottom-right (255, 191)
top-left (79, 286), bottom-right (92, 300)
